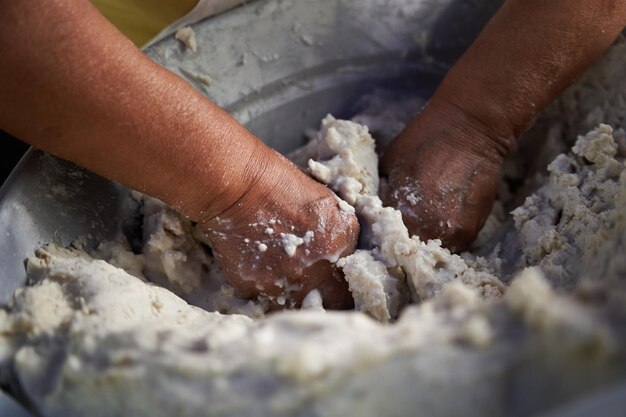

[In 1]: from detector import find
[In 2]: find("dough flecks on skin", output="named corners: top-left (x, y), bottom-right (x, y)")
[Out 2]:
top-left (279, 232), bottom-right (305, 257)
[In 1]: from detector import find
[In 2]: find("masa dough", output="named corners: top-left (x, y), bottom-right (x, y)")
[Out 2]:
top-left (3, 38), bottom-right (626, 417)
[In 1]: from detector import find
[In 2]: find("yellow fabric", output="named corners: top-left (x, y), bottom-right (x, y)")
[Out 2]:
top-left (91, 0), bottom-right (198, 47)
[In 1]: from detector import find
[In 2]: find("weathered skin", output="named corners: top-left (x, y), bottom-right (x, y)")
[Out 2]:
top-left (382, 0), bottom-right (626, 251)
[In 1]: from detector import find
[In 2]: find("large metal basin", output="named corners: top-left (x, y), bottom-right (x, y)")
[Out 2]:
top-left (0, 0), bottom-right (624, 415)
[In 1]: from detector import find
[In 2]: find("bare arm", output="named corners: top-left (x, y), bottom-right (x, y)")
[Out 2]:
top-left (382, 0), bottom-right (626, 250)
top-left (436, 0), bottom-right (626, 152)
top-left (0, 0), bottom-right (259, 219)
top-left (0, 0), bottom-right (358, 308)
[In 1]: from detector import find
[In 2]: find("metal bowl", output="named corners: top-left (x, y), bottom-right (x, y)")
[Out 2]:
top-left (0, 0), bottom-right (624, 415)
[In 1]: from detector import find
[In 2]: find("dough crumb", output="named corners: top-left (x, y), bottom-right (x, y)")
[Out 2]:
top-left (4, 49), bottom-right (626, 415)
top-left (280, 233), bottom-right (305, 257)
top-left (301, 289), bottom-right (324, 311)
top-left (175, 27), bottom-right (197, 52)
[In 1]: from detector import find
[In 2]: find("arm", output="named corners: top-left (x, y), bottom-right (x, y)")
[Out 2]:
top-left (0, 0), bottom-right (258, 220)
top-left (0, 0), bottom-right (358, 308)
top-left (382, 0), bottom-right (626, 251)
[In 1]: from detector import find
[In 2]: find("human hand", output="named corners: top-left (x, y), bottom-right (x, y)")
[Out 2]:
top-left (380, 0), bottom-right (626, 252)
top-left (380, 97), bottom-right (508, 252)
top-left (200, 151), bottom-right (359, 310)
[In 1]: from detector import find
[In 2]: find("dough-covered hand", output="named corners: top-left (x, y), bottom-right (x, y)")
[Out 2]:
top-left (381, 98), bottom-right (507, 252)
top-left (200, 152), bottom-right (359, 309)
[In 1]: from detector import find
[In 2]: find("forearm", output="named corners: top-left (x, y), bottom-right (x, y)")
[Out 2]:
top-left (0, 0), bottom-right (266, 221)
top-left (434, 0), bottom-right (626, 152)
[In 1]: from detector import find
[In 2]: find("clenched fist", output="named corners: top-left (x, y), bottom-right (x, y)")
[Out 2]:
top-left (201, 151), bottom-right (359, 309)
top-left (381, 97), bottom-right (507, 251)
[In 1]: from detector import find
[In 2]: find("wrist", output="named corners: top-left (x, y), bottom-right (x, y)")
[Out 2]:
top-left (177, 133), bottom-right (276, 224)
top-left (424, 91), bottom-right (518, 162)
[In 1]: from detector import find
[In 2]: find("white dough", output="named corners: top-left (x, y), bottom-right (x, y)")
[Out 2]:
top-left (0, 248), bottom-right (621, 417)
top-left (280, 232), bottom-right (305, 257)
top-left (337, 250), bottom-right (403, 322)
top-left (308, 115), bottom-right (380, 205)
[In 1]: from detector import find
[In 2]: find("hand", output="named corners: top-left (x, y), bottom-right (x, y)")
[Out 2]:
top-left (379, 0), bottom-right (626, 253)
top-left (0, 0), bottom-right (359, 309)
top-left (380, 97), bottom-right (506, 252)
top-left (201, 151), bottom-right (359, 310)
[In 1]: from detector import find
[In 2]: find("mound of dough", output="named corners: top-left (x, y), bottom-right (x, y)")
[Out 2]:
top-left (1, 121), bottom-right (626, 417)
top-left (0, 245), bottom-right (622, 417)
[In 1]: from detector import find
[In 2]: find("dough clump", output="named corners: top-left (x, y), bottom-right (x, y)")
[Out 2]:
top-left (175, 26), bottom-right (197, 52)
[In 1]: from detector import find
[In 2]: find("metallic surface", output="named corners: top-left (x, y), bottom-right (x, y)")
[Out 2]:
top-left (0, 0), bottom-right (623, 415)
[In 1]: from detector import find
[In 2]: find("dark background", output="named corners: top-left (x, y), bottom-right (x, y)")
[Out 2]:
top-left (0, 132), bottom-right (28, 186)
